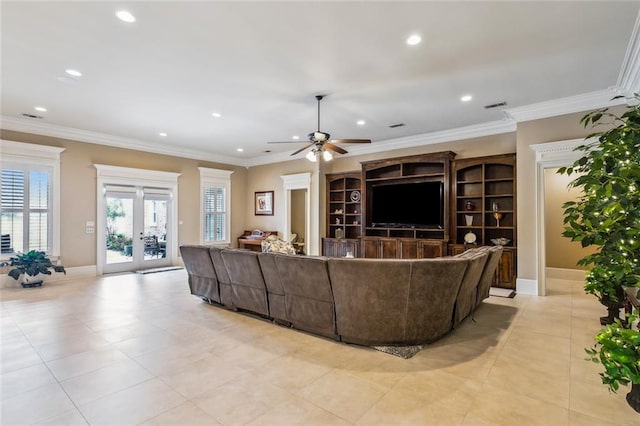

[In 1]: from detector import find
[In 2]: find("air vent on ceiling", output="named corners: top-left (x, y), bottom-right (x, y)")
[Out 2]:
top-left (484, 102), bottom-right (507, 109)
top-left (389, 123), bottom-right (405, 128)
top-left (21, 113), bottom-right (44, 119)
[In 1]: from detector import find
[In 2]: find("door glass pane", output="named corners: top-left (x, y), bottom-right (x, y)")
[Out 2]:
top-left (143, 198), bottom-right (167, 260)
top-left (106, 196), bottom-right (133, 264)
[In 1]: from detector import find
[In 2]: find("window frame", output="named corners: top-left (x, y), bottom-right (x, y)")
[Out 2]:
top-left (199, 167), bottom-right (233, 245)
top-left (0, 140), bottom-right (64, 259)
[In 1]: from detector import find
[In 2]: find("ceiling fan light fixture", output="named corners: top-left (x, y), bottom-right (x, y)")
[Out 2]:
top-left (305, 150), bottom-right (317, 162)
top-left (312, 131), bottom-right (329, 142)
top-left (322, 150), bottom-right (333, 161)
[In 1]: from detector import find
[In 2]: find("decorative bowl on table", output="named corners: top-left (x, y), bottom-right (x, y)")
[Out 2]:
top-left (491, 238), bottom-right (511, 246)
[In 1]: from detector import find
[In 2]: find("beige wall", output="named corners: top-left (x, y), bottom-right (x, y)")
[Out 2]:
top-left (515, 106), bottom-right (626, 281)
top-left (244, 158), bottom-right (318, 236)
top-left (291, 189), bottom-right (306, 243)
top-left (0, 130), bottom-right (247, 267)
top-left (544, 167), bottom-right (595, 269)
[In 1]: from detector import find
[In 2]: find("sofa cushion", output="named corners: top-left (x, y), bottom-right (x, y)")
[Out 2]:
top-left (453, 249), bottom-right (489, 326)
top-left (209, 246), bottom-right (233, 308)
top-left (258, 252), bottom-right (287, 322)
top-left (272, 254), bottom-right (335, 338)
top-left (328, 258), bottom-right (413, 345)
top-left (179, 245), bottom-right (220, 303)
top-left (220, 249), bottom-right (269, 316)
top-left (405, 257), bottom-right (470, 343)
top-left (261, 236), bottom-right (296, 255)
top-left (475, 246), bottom-right (503, 306)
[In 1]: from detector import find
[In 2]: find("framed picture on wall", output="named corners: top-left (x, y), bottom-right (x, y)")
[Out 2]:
top-left (255, 191), bottom-right (274, 216)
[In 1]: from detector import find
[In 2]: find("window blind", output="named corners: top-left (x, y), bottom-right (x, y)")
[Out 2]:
top-left (203, 185), bottom-right (226, 242)
top-left (0, 167), bottom-right (51, 253)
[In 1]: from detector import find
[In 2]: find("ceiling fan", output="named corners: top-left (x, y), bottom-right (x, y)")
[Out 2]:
top-left (268, 95), bottom-right (371, 161)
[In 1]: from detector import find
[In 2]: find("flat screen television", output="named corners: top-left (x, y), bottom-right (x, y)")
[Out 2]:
top-left (371, 181), bottom-right (443, 228)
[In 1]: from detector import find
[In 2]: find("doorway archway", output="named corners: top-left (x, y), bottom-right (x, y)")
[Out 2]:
top-left (281, 172), bottom-right (319, 255)
top-left (531, 139), bottom-right (586, 295)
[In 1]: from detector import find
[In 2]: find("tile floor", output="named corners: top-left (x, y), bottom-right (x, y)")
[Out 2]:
top-left (1, 271), bottom-right (638, 425)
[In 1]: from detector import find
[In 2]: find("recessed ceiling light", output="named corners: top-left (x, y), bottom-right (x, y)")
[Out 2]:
top-left (292, 135), bottom-right (300, 140)
top-left (461, 94), bottom-right (473, 102)
top-left (159, 132), bottom-right (167, 137)
top-left (65, 69), bottom-right (82, 77)
top-left (237, 148), bottom-right (244, 152)
top-left (116, 10), bottom-right (136, 23)
top-left (406, 34), bottom-right (422, 46)
top-left (211, 112), bottom-right (222, 118)
top-left (357, 120), bottom-right (366, 126)
top-left (34, 106), bottom-right (47, 112)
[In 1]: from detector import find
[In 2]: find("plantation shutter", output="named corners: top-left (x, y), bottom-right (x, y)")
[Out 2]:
top-left (0, 167), bottom-right (51, 253)
top-left (203, 185), bottom-right (226, 242)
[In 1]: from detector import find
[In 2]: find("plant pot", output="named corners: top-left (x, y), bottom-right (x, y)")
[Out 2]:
top-left (20, 273), bottom-right (44, 288)
top-left (627, 383), bottom-right (640, 414)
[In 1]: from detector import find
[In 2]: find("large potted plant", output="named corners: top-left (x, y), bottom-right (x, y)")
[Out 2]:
top-left (5, 250), bottom-right (66, 287)
top-left (558, 94), bottom-right (640, 324)
top-left (585, 309), bottom-right (640, 413)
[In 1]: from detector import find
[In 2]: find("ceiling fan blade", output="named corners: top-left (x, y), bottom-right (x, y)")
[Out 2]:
top-left (324, 143), bottom-right (348, 154)
top-left (330, 139), bottom-right (372, 144)
top-left (290, 143), bottom-right (314, 156)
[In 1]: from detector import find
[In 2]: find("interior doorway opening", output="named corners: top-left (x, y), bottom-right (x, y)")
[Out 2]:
top-left (290, 188), bottom-right (307, 254)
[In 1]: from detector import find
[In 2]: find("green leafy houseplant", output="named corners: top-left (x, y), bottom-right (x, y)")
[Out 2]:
top-left (558, 94), bottom-right (640, 324)
top-left (6, 250), bottom-right (66, 287)
top-left (585, 309), bottom-right (640, 413)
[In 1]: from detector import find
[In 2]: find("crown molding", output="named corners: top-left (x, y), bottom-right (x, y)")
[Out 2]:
top-left (618, 9), bottom-right (640, 95)
top-left (246, 150), bottom-right (305, 167)
top-left (348, 119), bottom-right (516, 157)
top-left (0, 115), bottom-right (248, 167)
top-left (503, 88), bottom-right (627, 123)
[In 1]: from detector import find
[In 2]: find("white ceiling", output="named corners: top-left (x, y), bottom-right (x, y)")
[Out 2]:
top-left (2, 1), bottom-right (639, 166)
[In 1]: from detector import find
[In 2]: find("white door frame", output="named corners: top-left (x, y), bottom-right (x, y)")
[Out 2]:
top-left (95, 164), bottom-right (181, 275)
top-left (281, 172), bottom-right (319, 255)
top-left (531, 139), bottom-right (587, 295)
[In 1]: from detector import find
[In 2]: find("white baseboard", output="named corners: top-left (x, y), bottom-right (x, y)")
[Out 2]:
top-left (516, 278), bottom-right (538, 295)
top-left (1, 265), bottom-right (97, 289)
top-left (546, 267), bottom-right (587, 281)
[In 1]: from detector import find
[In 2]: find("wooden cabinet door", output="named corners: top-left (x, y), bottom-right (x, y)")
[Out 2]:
top-left (363, 238), bottom-right (380, 258)
top-left (448, 244), bottom-right (466, 256)
top-left (419, 241), bottom-right (445, 258)
top-left (494, 248), bottom-right (516, 289)
top-left (344, 240), bottom-right (360, 258)
top-left (322, 238), bottom-right (361, 258)
top-left (380, 239), bottom-right (398, 258)
top-left (322, 239), bottom-right (335, 257)
top-left (398, 240), bottom-right (419, 259)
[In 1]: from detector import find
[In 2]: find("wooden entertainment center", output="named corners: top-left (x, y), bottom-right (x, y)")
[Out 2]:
top-left (322, 151), bottom-right (517, 289)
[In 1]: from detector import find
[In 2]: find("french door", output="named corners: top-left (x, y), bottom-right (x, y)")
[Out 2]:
top-left (95, 164), bottom-right (180, 276)
top-left (102, 187), bottom-right (172, 274)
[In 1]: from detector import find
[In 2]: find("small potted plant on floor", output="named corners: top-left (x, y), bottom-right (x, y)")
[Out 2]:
top-left (586, 309), bottom-right (640, 413)
top-left (5, 250), bottom-right (66, 287)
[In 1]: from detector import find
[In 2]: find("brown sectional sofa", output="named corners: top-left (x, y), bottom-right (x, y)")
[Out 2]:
top-left (180, 244), bottom-right (503, 347)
